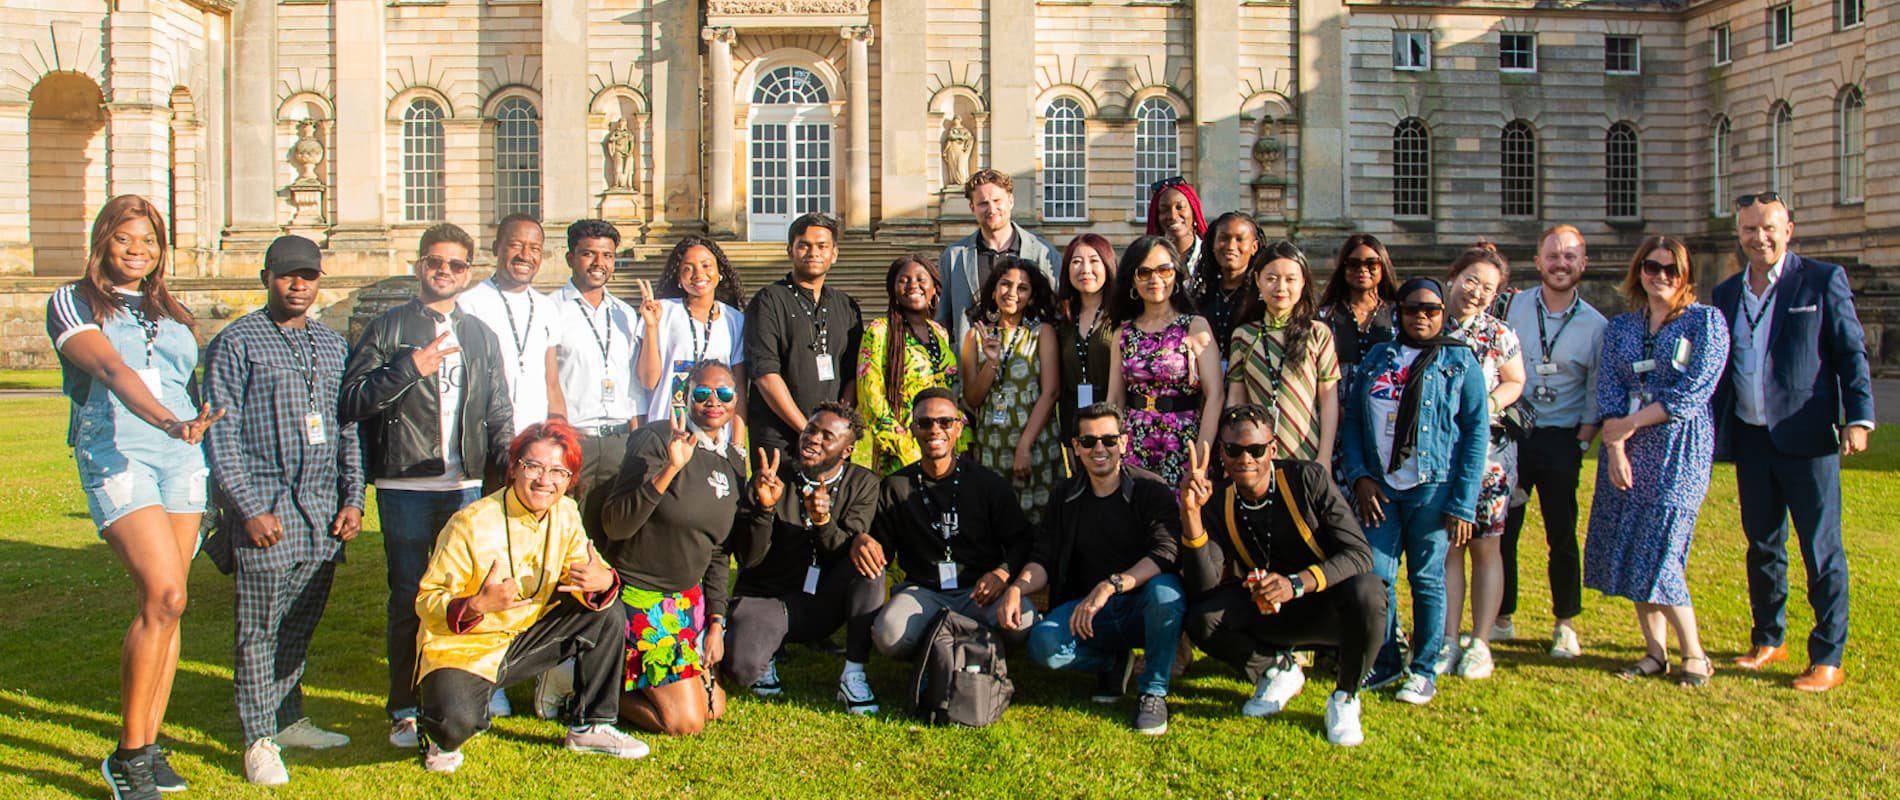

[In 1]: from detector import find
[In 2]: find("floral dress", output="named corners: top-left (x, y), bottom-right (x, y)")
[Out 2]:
top-left (1447, 312), bottom-right (1523, 538)
top-left (969, 321), bottom-right (1060, 524)
top-left (1120, 315), bottom-right (1202, 486)
top-left (853, 316), bottom-right (958, 474)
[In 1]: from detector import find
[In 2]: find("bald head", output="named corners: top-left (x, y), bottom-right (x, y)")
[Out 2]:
top-left (1737, 199), bottom-right (1794, 271)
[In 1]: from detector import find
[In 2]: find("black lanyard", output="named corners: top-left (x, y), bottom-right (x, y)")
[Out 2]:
top-left (1235, 499), bottom-right (1274, 572)
top-left (1535, 293), bottom-right (1579, 366)
top-left (791, 284), bottom-right (830, 355)
top-left (686, 305), bottom-right (715, 364)
top-left (495, 284), bottom-right (535, 372)
top-left (1742, 286), bottom-right (1777, 338)
top-left (991, 323), bottom-right (1025, 380)
top-left (913, 466), bottom-right (960, 559)
top-left (907, 322), bottom-right (944, 370)
top-left (573, 296), bottom-right (615, 365)
top-left (271, 321), bottom-right (319, 411)
top-left (1243, 323), bottom-right (1288, 406)
top-left (127, 303), bottom-right (159, 367)
top-left (501, 491), bottom-right (557, 601)
top-left (1073, 313), bottom-right (1100, 386)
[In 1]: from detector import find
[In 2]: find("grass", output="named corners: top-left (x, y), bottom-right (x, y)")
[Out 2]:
top-left (0, 394), bottom-right (1895, 798)
top-left (0, 369), bottom-right (61, 391)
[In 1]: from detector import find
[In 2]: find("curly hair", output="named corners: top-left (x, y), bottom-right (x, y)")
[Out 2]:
top-left (658, 236), bottom-right (745, 308)
top-left (809, 399), bottom-right (864, 440)
top-left (969, 256), bottom-right (1058, 326)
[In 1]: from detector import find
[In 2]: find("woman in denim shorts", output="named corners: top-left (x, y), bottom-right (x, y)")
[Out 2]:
top-left (45, 195), bottom-right (224, 798)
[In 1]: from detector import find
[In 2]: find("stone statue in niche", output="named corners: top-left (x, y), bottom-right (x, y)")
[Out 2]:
top-left (605, 119), bottom-right (637, 190)
top-left (941, 115), bottom-right (973, 190)
top-left (290, 119), bottom-right (326, 186)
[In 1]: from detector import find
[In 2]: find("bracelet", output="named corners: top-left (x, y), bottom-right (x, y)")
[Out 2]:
top-left (1182, 532), bottom-right (1210, 549)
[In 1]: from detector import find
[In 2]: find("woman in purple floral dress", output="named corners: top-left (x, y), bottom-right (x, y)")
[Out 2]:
top-left (1107, 236), bottom-right (1223, 486)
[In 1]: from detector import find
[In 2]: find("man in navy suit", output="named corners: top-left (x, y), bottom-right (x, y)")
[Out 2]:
top-left (1710, 193), bottom-right (1875, 693)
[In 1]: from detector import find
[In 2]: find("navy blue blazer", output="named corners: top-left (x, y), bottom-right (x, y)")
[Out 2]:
top-left (1710, 254), bottom-right (1876, 460)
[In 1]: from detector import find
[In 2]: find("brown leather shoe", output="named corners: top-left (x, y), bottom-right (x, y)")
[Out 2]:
top-left (1732, 644), bottom-right (1789, 670)
top-left (1792, 664), bottom-right (1845, 693)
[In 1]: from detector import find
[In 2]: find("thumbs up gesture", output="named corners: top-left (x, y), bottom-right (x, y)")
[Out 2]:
top-left (558, 541), bottom-right (614, 596)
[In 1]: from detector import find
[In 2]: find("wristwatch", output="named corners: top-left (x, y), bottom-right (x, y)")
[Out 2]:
top-left (1287, 573), bottom-right (1307, 599)
top-left (1107, 574), bottom-right (1129, 594)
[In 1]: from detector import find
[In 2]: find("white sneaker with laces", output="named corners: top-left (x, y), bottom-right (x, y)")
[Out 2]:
top-left (1324, 691), bottom-right (1364, 747)
top-left (1434, 638), bottom-right (1464, 677)
top-left (1394, 674), bottom-right (1437, 705)
top-left (276, 718), bottom-right (349, 750)
top-left (422, 743), bottom-right (462, 774)
top-left (1550, 623), bottom-right (1582, 658)
top-left (535, 658), bottom-right (577, 719)
top-left (837, 670), bottom-right (879, 715)
top-left (243, 738), bottom-right (289, 786)
top-left (1458, 639), bottom-right (1495, 680)
top-left (486, 687), bottom-right (513, 718)
top-left (388, 717), bottom-right (418, 749)
top-left (564, 724), bottom-right (650, 759)
top-left (1489, 619), bottom-right (1517, 642)
top-left (1241, 661), bottom-right (1305, 718)
top-left (752, 659), bottom-right (784, 698)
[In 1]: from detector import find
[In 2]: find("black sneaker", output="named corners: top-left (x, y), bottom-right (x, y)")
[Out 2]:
top-left (149, 745), bottom-right (187, 793)
top-left (102, 750), bottom-right (160, 800)
top-left (1092, 651), bottom-right (1135, 704)
top-left (1131, 693), bottom-right (1169, 736)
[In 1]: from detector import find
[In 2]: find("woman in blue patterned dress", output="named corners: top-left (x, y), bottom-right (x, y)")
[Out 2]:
top-left (1586, 236), bottom-right (1730, 688)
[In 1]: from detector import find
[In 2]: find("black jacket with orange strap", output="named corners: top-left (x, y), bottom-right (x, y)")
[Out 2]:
top-left (1180, 459), bottom-right (1372, 597)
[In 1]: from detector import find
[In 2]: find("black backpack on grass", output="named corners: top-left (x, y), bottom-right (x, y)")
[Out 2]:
top-left (907, 609), bottom-right (1013, 727)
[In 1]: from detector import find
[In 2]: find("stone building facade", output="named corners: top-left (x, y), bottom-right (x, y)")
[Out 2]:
top-left (0, 0), bottom-right (1894, 366)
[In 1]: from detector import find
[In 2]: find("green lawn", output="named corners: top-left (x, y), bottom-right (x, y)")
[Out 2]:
top-left (0, 369), bottom-right (61, 391)
top-left (1, 395), bottom-right (1895, 798)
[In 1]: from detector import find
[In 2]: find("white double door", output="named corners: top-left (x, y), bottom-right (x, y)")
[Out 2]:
top-left (747, 108), bottom-right (834, 242)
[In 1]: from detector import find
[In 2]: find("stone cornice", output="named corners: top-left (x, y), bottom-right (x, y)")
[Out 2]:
top-left (182, 0), bottom-right (237, 15)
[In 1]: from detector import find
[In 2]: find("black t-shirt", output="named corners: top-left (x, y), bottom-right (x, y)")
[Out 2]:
top-left (598, 425), bottom-right (749, 614)
top-left (1197, 283), bottom-right (1251, 360)
top-left (874, 459), bottom-right (1034, 591)
top-left (733, 461), bottom-right (879, 598)
top-left (743, 276), bottom-right (864, 454)
top-left (1064, 490), bottom-right (1144, 599)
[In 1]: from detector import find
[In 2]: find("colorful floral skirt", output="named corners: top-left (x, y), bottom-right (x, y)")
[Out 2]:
top-left (621, 583), bottom-right (706, 691)
top-left (1471, 440), bottom-right (1519, 539)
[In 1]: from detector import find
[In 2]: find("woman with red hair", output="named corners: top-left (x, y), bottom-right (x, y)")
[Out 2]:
top-left (1144, 176), bottom-right (1208, 293)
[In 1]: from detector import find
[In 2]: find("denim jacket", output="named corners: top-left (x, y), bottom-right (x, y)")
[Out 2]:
top-left (1338, 340), bottom-right (1489, 521)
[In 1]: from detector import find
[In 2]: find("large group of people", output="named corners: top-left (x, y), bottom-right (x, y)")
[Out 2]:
top-left (46, 172), bottom-right (1875, 796)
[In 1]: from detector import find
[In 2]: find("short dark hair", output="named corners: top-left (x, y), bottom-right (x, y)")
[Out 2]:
top-left (686, 359), bottom-right (734, 385)
top-left (494, 213), bottom-right (543, 244)
top-left (566, 219), bottom-right (621, 251)
top-left (417, 223), bottom-right (475, 258)
top-left (1219, 403), bottom-right (1277, 436)
top-left (809, 400), bottom-right (864, 439)
top-left (910, 386), bottom-right (958, 416)
top-left (1073, 403), bottom-right (1124, 433)
top-left (788, 212), bottom-right (842, 247)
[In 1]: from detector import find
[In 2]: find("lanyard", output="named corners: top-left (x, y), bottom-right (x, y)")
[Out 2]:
top-left (127, 303), bottom-right (159, 367)
top-left (992, 323), bottom-right (1026, 379)
top-left (1742, 286), bottom-right (1777, 339)
top-left (913, 466), bottom-right (960, 559)
top-left (1243, 323), bottom-right (1289, 408)
top-left (1235, 502), bottom-right (1274, 572)
top-left (791, 284), bottom-right (830, 355)
top-left (271, 321), bottom-right (319, 411)
top-left (501, 491), bottom-right (557, 601)
top-left (907, 321), bottom-right (945, 370)
top-left (1074, 310), bottom-right (1102, 385)
top-left (573, 296), bottom-right (614, 365)
top-left (794, 463), bottom-right (846, 529)
top-left (495, 284), bottom-right (535, 373)
top-left (1535, 293), bottom-right (1579, 366)
top-left (687, 305), bottom-right (715, 364)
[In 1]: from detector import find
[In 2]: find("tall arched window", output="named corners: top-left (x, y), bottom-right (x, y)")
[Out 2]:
top-left (1133, 97), bottom-right (1181, 220)
top-left (1771, 102), bottom-right (1793, 195)
top-left (494, 97), bottom-right (541, 219)
top-left (1838, 87), bottom-right (1864, 203)
top-left (1393, 118), bottom-right (1430, 217)
top-left (1501, 120), bottom-right (1537, 218)
top-left (402, 99), bottom-right (446, 222)
top-left (1712, 116), bottom-right (1732, 217)
top-left (1041, 98), bottom-right (1088, 222)
top-left (1605, 122), bottom-right (1640, 219)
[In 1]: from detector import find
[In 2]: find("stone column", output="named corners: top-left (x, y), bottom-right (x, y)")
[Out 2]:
top-left (877, 0), bottom-right (930, 239)
top-left (0, 102), bottom-right (28, 274)
top-left (225, 0), bottom-right (278, 244)
top-left (842, 25), bottom-right (874, 234)
top-left (1296, 0), bottom-right (1351, 234)
top-left (542, 0), bottom-right (589, 228)
top-left (647, 0), bottom-right (704, 238)
top-left (703, 27), bottom-right (737, 236)
top-left (1192, 0), bottom-right (1240, 215)
top-left (104, 0), bottom-right (170, 207)
top-left (330, 0), bottom-right (388, 252)
top-left (988, 0), bottom-right (1035, 216)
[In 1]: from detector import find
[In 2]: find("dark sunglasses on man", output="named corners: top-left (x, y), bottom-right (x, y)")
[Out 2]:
top-left (910, 415), bottom-right (959, 431)
top-left (1220, 441), bottom-right (1271, 459)
top-left (1074, 434), bottom-right (1121, 449)
top-left (1735, 191), bottom-right (1780, 209)
top-left (418, 254), bottom-right (471, 273)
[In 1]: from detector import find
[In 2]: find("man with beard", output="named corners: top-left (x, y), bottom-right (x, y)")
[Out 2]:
top-left (996, 404), bottom-right (1184, 735)
top-left (865, 388), bottom-right (1038, 657)
top-left (723, 402), bottom-right (884, 714)
top-left (937, 169), bottom-right (1057, 346)
top-left (203, 236), bottom-right (364, 784)
top-left (341, 222), bottom-right (515, 748)
top-left (744, 213), bottom-right (864, 460)
top-left (1498, 224), bottom-right (1606, 657)
top-left (460, 213), bottom-right (565, 436)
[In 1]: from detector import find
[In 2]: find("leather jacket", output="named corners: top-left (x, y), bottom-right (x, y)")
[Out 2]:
top-left (340, 299), bottom-right (514, 487)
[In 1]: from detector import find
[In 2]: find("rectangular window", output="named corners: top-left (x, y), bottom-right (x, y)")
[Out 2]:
top-left (1713, 24), bottom-right (1731, 66)
top-left (1839, 0), bottom-right (1864, 29)
top-left (1770, 4), bottom-right (1795, 49)
top-left (1605, 35), bottom-right (1640, 74)
top-left (1394, 31), bottom-right (1431, 71)
top-left (1500, 33), bottom-right (1536, 72)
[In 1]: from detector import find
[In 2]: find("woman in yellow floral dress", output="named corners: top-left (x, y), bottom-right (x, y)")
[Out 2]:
top-left (854, 255), bottom-right (959, 474)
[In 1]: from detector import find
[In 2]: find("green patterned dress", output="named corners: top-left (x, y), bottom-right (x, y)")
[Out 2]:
top-left (969, 321), bottom-right (1060, 525)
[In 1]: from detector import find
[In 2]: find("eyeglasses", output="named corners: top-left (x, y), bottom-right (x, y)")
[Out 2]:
top-left (690, 385), bottom-right (736, 404)
top-left (516, 459), bottom-right (574, 483)
top-left (1135, 265), bottom-right (1177, 281)
top-left (911, 415), bottom-right (960, 431)
top-left (1735, 191), bottom-right (1781, 209)
top-left (1400, 302), bottom-right (1445, 316)
top-left (1149, 176), bottom-right (1189, 195)
top-left (1639, 259), bottom-right (1681, 279)
top-left (1344, 257), bottom-right (1384, 273)
top-left (1454, 275), bottom-right (1496, 298)
top-left (1075, 434), bottom-right (1122, 449)
top-left (419, 255), bottom-right (472, 273)
top-left (1220, 441), bottom-right (1271, 459)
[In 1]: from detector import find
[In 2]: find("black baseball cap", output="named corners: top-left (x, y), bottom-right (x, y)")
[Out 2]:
top-left (264, 236), bottom-right (323, 275)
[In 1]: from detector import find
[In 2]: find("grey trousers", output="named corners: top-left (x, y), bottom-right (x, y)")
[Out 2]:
top-left (870, 583), bottom-right (1036, 660)
top-left (233, 558), bottom-right (338, 743)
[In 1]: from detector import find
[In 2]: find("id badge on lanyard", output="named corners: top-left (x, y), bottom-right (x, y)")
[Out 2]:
top-left (803, 562), bottom-right (822, 595)
top-left (303, 411), bottom-right (328, 445)
top-left (814, 353), bottom-right (836, 382)
top-left (1076, 384), bottom-right (1094, 408)
top-left (937, 561), bottom-right (959, 591)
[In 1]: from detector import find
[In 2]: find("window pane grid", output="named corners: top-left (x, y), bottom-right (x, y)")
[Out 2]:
top-left (1501, 121), bottom-right (1536, 217)
top-left (1394, 31), bottom-right (1430, 70)
top-left (794, 123), bottom-right (833, 215)
top-left (1606, 123), bottom-right (1640, 219)
top-left (1713, 117), bottom-right (1732, 217)
top-left (1772, 104), bottom-right (1794, 195)
top-left (1605, 36), bottom-right (1639, 74)
top-left (1840, 90), bottom-right (1865, 203)
top-left (1771, 5), bottom-right (1795, 48)
top-left (402, 100), bottom-right (445, 222)
top-left (750, 124), bottom-right (788, 215)
top-left (494, 98), bottom-right (540, 219)
top-left (1041, 99), bottom-right (1088, 221)
top-left (753, 66), bottom-right (829, 105)
top-left (1133, 99), bottom-right (1180, 220)
top-left (1394, 119), bottom-right (1430, 218)
top-left (1500, 34), bottom-right (1535, 71)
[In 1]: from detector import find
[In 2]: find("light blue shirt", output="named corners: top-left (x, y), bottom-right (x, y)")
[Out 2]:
top-left (1505, 287), bottom-right (1606, 428)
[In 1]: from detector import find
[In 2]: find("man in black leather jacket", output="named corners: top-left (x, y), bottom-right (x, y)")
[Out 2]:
top-left (339, 222), bottom-right (515, 746)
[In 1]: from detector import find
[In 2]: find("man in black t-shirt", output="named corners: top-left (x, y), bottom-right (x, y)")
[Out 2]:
top-left (743, 213), bottom-right (863, 461)
top-left (863, 388), bottom-right (1037, 658)
top-left (997, 404), bottom-right (1184, 735)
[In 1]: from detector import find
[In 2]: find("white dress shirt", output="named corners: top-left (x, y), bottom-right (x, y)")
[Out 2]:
top-left (551, 281), bottom-right (645, 429)
top-left (459, 279), bottom-right (560, 435)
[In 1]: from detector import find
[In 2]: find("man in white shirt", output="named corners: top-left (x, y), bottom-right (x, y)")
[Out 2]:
top-left (549, 219), bottom-right (644, 535)
top-left (459, 213), bottom-right (565, 435)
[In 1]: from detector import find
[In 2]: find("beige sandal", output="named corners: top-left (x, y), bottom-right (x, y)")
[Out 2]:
top-left (1676, 656), bottom-right (1713, 687)
top-left (1616, 654), bottom-right (1669, 679)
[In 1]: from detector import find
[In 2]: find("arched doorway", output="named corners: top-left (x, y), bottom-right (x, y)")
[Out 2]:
top-left (746, 65), bottom-right (834, 242)
top-left (29, 72), bottom-right (107, 277)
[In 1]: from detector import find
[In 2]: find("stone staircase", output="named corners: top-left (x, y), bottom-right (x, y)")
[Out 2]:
top-left (610, 239), bottom-right (927, 319)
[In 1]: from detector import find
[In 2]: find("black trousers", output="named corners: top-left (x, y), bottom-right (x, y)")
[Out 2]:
top-left (1501, 426), bottom-right (1586, 620)
top-left (1185, 573), bottom-right (1387, 694)
top-left (724, 562), bottom-right (885, 686)
top-left (577, 428), bottom-right (631, 541)
top-left (418, 598), bottom-right (627, 751)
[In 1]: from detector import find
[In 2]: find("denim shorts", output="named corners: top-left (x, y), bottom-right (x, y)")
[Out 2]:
top-left (74, 432), bottom-right (208, 531)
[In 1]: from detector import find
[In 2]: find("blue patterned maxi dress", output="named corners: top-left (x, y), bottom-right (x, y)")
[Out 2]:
top-left (1584, 304), bottom-right (1730, 606)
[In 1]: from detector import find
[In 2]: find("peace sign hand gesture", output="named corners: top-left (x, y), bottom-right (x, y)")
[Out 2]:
top-left (634, 279), bottom-right (662, 331)
top-left (753, 447), bottom-right (785, 508)
top-left (410, 331), bottom-right (462, 377)
top-left (558, 541), bottom-right (614, 596)
top-left (1180, 440), bottom-right (1215, 513)
top-left (975, 320), bottom-right (1003, 366)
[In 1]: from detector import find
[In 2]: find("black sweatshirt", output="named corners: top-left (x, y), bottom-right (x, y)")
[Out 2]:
top-left (599, 425), bottom-right (750, 615)
top-left (1180, 459), bottom-right (1373, 598)
top-left (733, 460), bottom-right (880, 598)
top-left (1031, 467), bottom-right (1181, 605)
top-left (873, 458), bottom-right (1034, 592)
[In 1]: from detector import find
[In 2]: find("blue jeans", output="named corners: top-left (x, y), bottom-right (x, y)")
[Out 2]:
top-left (1026, 574), bottom-right (1185, 697)
top-left (377, 485), bottom-right (483, 715)
top-left (1362, 479), bottom-right (1452, 678)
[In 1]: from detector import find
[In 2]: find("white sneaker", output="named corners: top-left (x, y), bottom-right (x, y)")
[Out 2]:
top-left (564, 723), bottom-right (650, 759)
top-left (1241, 660), bottom-right (1305, 718)
top-left (1394, 674), bottom-right (1437, 706)
top-left (276, 718), bottom-right (350, 750)
top-left (1550, 623), bottom-right (1582, 659)
top-left (388, 717), bottom-right (418, 749)
top-left (1489, 619), bottom-right (1517, 642)
top-left (1434, 638), bottom-right (1465, 677)
top-left (1324, 691), bottom-right (1365, 747)
top-left (535, 659), bottom-right (577, 719)
top-left (486, 687), bottom-right (513, 718)
top-left (837, 670), bottom-right (879, 715)
top-left (1458, 639), bottom-right (1495, 680)
top-left (243, 738), bottom-right (289, 786)
top-left (752, 659), bottom-right (784, 698)
top-left (422, 742), bottom-right (462, 774)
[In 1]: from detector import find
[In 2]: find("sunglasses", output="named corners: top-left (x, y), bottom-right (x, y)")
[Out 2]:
top-left (911, 415), bottom-right (960, 431)
top-left (1344, 257), bottom-right (1384, 273)
top-left (1221, 441), bottom-right (1272, 459)
top-left (1075, 434), bottom-right (1122, 449)
top-left (690, 385), bottom-right (736, 404)
top-left (1735, 191), bottom-right (1781, 209)
top-left (1400, 302), bottom-right (1445, 316)
top-left (1149, 176), bottom-right (1189, 194)
top-left (1135, 265), bottom-right (1177, 281)
top-left (1639, 259), bottom-right (1681, 278)
top-left (419, 255), bottom-right (472, 273)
